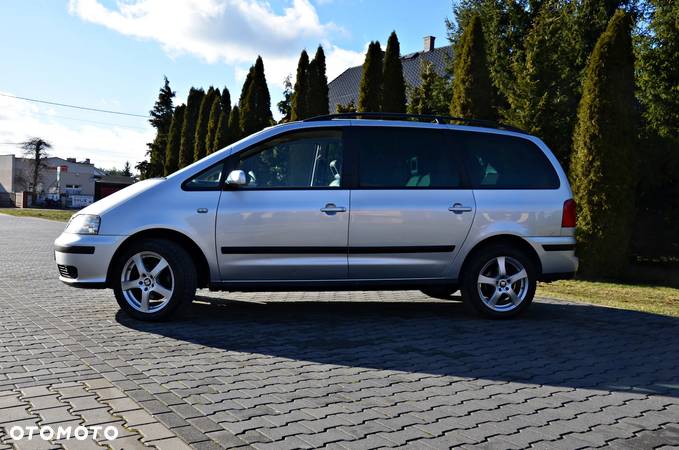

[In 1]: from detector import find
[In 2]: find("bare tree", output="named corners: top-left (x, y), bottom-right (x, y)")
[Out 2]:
top-left (20, 138), bottom-right (51, 200)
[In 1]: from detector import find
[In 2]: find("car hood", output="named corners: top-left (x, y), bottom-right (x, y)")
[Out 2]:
top-left (76, 178), bottom-right (165, 217)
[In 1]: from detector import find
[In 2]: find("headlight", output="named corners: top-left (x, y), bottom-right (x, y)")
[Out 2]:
top-left (65, 215), bottom-right (101, 235)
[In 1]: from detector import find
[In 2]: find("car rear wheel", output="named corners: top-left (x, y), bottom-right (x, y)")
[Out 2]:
top-left (461, 244), bottom-right (536, 318)
top-left (113, 239), bottom-right (196, 321)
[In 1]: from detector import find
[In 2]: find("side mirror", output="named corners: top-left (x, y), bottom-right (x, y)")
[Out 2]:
top-left (225, 170), bottom-right (247, 187)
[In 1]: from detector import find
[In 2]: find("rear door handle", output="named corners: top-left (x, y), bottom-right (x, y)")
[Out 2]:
top-left (448, 203), bottom-right (473, 214)
top-left (321, 203), bottom-right (347, 214)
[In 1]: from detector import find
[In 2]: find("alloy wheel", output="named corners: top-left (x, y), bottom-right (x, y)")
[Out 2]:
top-left (476, 256), bottom-right (529, 312)
top-left (120, 251), bottom-right (174, 313)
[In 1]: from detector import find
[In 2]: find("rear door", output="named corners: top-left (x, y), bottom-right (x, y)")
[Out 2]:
top-left (346, 125), bottom-right (476, 279)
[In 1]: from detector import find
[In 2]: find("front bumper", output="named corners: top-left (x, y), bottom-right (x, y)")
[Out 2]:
top-left (54, 232), bottom-right (125, 287)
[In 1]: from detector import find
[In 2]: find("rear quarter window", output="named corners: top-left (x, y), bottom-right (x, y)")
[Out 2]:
top-left (458, 132), bottom-right (560, 189)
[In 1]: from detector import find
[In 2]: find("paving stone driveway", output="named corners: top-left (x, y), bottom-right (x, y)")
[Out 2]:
top-left (0, 214), bottom-right (678, 449)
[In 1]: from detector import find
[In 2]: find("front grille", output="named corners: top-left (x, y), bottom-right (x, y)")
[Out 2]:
top-left (57, 264), bottom-right (78, 279)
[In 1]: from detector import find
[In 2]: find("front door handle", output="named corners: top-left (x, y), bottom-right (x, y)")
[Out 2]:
top-left (448, 203), bottom-right (473, 214)
top-left (320, 203), bottom-right (347, 214)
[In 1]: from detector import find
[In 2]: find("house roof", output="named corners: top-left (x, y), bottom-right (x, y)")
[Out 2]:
top-left (327, 45), bottom-right (452, 111)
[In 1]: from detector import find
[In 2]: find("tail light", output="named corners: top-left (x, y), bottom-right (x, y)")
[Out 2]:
top-left (562, 199), bottom-right (576, 228)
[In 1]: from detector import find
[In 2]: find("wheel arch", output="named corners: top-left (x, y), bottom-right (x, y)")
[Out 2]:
top-left (460, 234), bottom-right (542, 278)
top-left (106, 228), bottom-right (211, 288)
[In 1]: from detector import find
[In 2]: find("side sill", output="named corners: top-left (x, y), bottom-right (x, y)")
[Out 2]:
top-left (208, 278), bottom-right (458, 292)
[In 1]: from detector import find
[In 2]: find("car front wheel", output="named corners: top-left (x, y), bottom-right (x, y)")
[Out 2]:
top-left (113, 239), bottom-right (196, 321)
top-left (461, 244), bottom-right (536, 318)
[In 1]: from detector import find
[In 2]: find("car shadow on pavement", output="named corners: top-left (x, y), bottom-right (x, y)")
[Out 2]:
top-left (116, 295), bottom-right (679, 398)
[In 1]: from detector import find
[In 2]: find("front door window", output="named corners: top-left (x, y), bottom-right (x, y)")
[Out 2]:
top-left (235, 130), bottom-right (343, 189)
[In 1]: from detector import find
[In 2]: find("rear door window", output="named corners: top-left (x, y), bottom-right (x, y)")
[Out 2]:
top-left (353, 127), bottom-right (462, 188)
top-left (458, 132), bottom-right (559, 189)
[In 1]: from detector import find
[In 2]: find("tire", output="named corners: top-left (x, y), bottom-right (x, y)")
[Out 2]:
top-left (420, 286), bottom-right (459, 300)
top-left (460, 243), bottom-right (536, 318)
top-left (112, 238), bottom-right (196, 321)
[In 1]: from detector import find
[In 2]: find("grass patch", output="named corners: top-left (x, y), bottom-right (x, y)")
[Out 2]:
top-left (538, 279), bottom-right (679, 317)
top-left (0, 208), bottom-right (75, 222)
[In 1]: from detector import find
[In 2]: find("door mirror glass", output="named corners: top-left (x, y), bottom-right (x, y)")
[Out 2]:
top-left (225, 169), bottom-right (247, 186)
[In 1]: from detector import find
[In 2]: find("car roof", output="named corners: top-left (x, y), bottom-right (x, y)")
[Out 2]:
top-left (302, 112), bottom-right (528, 134)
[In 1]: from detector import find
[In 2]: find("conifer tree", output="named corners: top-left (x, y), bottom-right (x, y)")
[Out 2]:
top-left (358, 41), bottom-right (384, 112)
top-left (213, 88), bottom-right (232, 151)
top-left (240, 56), bottom-right (273, 136)
top-left (194, 87), bottom-right (218, 161)
top-left (239, 67), bottom-right (254, 108)
top-left (569, 10), bottom-right (637, 277)
top-left (219, 87), bottom-right (232, 118)
top-left (228, 105), bottom-right (241, 143)
top-left (637, 0), bottom-right (679, 142)
top-left (164, 104), bottom-right (185, 175)
top-left (213, 109), bottom-right (229, 151)
top-left (336, 100), bottom-right (357, 113)
top-left (447, 0), bottom-right (533, 112)
top-left (307, 45), bottom-right (329, 116)
top-left (146, 76), bottom-right (175, 178)
top-left (450, 15), bottom-right (494, 120)
top-left (179, 87), bottom-right (204, 168)
top-left (382, 32), bottom-right (406, 113)
top-left (205, 94), bottom-right (221, 155)
top-left (633, 0), bottom-right (679, 258)
top-left (291, 50), bottom-right (310, 121)
top-left (505, 2), bottom-right (584, 167)
top-left (407, 61), bottom-right (452, 116)
top-left (277, 75), bottom-right (293, 122)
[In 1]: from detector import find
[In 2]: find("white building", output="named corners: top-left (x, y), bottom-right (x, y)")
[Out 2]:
top-left (0, 155), bottom-right (106, 205)
top-left (0, 154), bottom-right (105, 196)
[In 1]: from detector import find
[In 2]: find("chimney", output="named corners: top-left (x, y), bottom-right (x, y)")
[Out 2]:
top-left (67, 158), bottom-right (76, 163)
top-left (84, 158), bottom-right (91, 164)
top-left (423, 36), bottom-right (435, 52)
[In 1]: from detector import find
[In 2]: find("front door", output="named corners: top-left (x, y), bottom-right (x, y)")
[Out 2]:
top-left (346, 125), bottom-right (476, 279)
top-left (216, 129), bottom-right (349, 280)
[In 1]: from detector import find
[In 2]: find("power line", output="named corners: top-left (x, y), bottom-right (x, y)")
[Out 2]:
top-left (0, 92), bottom-right (149, 118)
top-left (30, 110), bottom-right (150, 131)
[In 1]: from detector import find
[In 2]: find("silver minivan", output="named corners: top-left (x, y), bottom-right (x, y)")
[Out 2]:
top-left (54, 114), bottom-right (578, 320)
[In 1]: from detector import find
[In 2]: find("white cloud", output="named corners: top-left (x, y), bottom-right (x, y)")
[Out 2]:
top-left (0, 93), bottom-right (153, 171)
top-left (325, 42), bottom-right (367, 81)
top-left (68, 0), bottom-right (364, 88)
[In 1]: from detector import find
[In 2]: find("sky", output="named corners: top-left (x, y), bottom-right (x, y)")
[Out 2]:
top-left (0, 0), bottom-right (453, 171)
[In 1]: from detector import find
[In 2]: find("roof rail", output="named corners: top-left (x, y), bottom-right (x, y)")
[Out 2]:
top-left (303, 112), bottom-right (527, 134)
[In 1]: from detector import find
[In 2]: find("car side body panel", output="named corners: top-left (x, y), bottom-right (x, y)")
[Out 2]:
top-left (348, 189), bottom-right (476, 279)
top-left (54, 119), bottom-right (578, 290)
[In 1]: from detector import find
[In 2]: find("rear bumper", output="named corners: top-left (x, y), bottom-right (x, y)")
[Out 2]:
top-left (54, 232), bottom-right (124, 287)
top-left (525, 236), bottom-right (578, 279)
